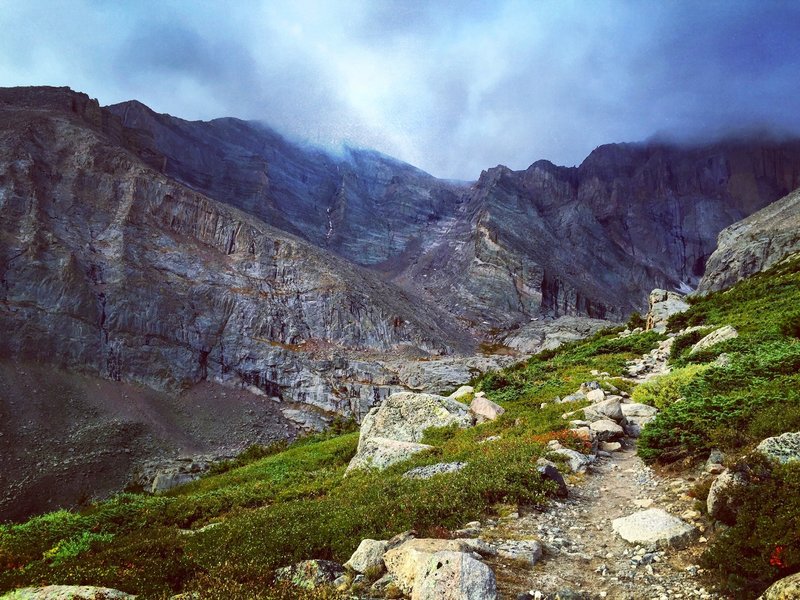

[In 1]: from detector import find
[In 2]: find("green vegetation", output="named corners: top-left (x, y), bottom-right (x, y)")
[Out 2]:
top-left (638, 256), bottom-right (800, 463)
top-left (701, 455), bottom-right (800, 599)
top-left (631, 364), bottom-right (711, 410)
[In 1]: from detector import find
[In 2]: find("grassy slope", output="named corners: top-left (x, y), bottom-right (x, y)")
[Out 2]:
top-left (0, 326), bottom-right (660, 598)
top-left (1, 256), bottom-right (797, 599)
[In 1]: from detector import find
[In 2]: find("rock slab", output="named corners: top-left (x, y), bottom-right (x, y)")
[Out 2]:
top-left (612, 508), bottom-right (698, 549)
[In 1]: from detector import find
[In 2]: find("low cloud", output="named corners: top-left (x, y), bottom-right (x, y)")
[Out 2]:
top-left (1, 0), bottom-right (799, 179)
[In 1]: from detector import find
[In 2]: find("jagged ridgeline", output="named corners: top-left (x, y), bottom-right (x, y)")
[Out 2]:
top-left (1, 255), bottom-right (798, 599)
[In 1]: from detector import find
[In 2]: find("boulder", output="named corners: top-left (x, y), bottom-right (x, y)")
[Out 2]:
top-left (558, 392), bottom-right (586, 404)
top-left (707, 469), bottom-right (748, 522)
top-left (757, 431), bottom-right (800, 464)
top-left (348, 392), bottom-right (474, 472)
top-left (585, 388), bottom-right (605, 403)
top-left (620, 403), bottom-right (658, 419)
top-left (549, 448), bottom-right (592, 473)
top-left (384, 538), bottom-right (485, 594)
top-left (275, 559), bottom-right (345, 590)
top-left (646, 289), bottom-right (690, 333)
top-left (759, 571), bottom-right (800, 599)
top-left (537, 461), bottom-right (569, 497)
top-left (411, 551), bottom-right (497, 600)
top-left (346, 437), bottom-right (433, 473)
top-left (470, 397), bottom-right (505, 422)
top-left (690, 325), bottom-right (738, 354)
top-left (0, 587), bottom-right (135, 600)
top-left (344, 539), bottom-right (388, 573)
top-left (449, 386), bottom-right (475, 403)
top-left (583, 397), bottom-right (624, 423)
top-left (403, 462), bottom-right (467, 480)
top-left (612, 509), bottom-right (698, 549)
top-left (589, 419), bottom-right (624, 442)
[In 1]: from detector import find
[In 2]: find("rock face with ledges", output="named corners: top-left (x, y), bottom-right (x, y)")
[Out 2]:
top-left (698, 187), bottom-right (800, 293)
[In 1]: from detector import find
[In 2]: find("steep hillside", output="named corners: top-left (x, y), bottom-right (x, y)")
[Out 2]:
top-left (698, 186), bottom-right (800, 292)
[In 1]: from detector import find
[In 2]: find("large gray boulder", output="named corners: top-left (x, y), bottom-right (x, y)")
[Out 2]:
top-left (411, 551), bottom-right (497, 600)
top-left (612, 508), bottom-right (698, 549)
top-left (0, 587), bottom-right (135, 599)
top-left (344, 538), bottom-right (388, 573)
top-left (347, 392), bottom-right (474, 472)
top-left (346, 437), bottom-right (433, 473)
top-left (646, 289), bottom-right (690, 333)
top-left (757, 431), bottom-right (800, 464)
top-left (383, 538), bottom-right (491, 594)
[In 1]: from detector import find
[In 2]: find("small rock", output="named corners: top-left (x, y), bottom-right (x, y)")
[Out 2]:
top-left (344, 538), bottom-right (388, 573)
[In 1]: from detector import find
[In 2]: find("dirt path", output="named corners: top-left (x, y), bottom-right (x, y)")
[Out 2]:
top-left (484, 442), bottom-right (724, 600)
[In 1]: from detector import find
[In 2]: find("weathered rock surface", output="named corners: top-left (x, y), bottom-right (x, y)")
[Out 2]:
top-left (501, 316), bottom-right (613, 354)
top-left (759, 571), bottom-right (800, 600)
top-left (756, 431), bottom-right (800, 464)
top-left (470, 396), bottom-right (505, 422)
top-left (690, 325), bottom-right (738, 354)
top-left (411, 550), bottom-right (498, 600)
top-left (344, 539), bottom-right (388, 574)
top-left (699, 187), bottom-right (800, 293)
top-left (383, 538), bottom-right (481, 594)
top-left (582, 397), bottom-right (624, 423)
top-left (646, 289), bottom-right (690, 332)
top-left (346, 437), bottom-right (433, 473)
top-left (403, 462), bottom-right (467, 480)
top-left (612, 508), bottom-right (698, 549)
top-left (0, 586), bottom-right (135, 599)
top-left (274, 559), bottom-right (345, 589)
top-left (707, 469), bottom-right (747, 522)
top-left (589, 419), bottom-right (624, 442)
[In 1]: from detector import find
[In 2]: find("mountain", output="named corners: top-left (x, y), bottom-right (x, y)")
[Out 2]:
top-left (3, 85), bottom-right (800, 520)
top-left (697, 186), bottom-right (800, 292)
top-left (0, 87), bottom-right (475, 519)
top-left (107, 101), bottom-right (800, 328)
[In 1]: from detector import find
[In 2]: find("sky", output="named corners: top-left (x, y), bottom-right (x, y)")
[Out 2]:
top-left (1, 0), bottom-right (799, 180)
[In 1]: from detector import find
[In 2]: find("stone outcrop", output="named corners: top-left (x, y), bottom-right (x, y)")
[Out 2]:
top-left (346, 392), bottom-right (474, 472)
top-left (690, 325), bottom-right (738, 354)
top-left (756, 431), bottom-right (800, 464)
top-left (698, 187), bottom-right (800, 293)
top-left (645, 290), bottom-right (690, 333)
top-left (344, 539), bottom-right (388, 574)
top-left (411, 551), bottom-right (498, 600)
top-left (403, 462), bottom-right (467, 480)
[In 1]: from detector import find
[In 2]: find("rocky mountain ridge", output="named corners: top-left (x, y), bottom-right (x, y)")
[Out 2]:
top-left (108, 96), bottom-right (800, 328)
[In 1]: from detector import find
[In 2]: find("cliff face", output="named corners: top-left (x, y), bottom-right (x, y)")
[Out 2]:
top-left (0, 87), bottom-right (474, 413)
top-left (107, 100), bottom-right (800, 325)
top-left (697, 187), bottom-right (800, 293)
top-left (106, 100), bottom-right (465, 268)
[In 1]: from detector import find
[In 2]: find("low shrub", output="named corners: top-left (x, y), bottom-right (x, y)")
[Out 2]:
top-left (701, 457), bottom-right (800, 599)
top-left (631, 364), bottom-right (710, 410)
